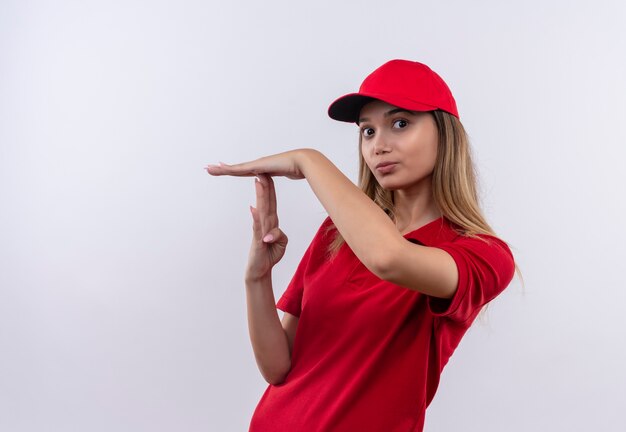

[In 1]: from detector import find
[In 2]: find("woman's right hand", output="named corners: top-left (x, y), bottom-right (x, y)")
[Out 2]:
top-left (245, 173), bottom-right (288, 282)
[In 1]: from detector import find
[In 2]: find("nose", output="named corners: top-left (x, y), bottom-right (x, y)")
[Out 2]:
top-left (373, 132), bottom-right (390, 154)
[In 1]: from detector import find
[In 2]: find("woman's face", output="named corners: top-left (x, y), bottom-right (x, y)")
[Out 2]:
top-left (358, 100), bottom-right (439, 192)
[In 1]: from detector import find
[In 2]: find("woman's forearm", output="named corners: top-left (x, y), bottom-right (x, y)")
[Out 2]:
top-left (245, 274), bottom-right (291, 385)
top-left (298, 149), bottom-right (400, 276)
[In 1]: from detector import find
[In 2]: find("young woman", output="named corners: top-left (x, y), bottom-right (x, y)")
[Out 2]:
top-left (205, 59), bottom-right (521, 432)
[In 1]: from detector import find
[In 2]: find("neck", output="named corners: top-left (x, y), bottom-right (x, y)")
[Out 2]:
top-left (392, 184), bottom-right (441, 234)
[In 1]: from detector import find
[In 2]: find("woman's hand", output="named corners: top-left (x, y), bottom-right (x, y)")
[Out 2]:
top-left (205, 148), bottom-right (317, 280)
top-left (245, 174), bottom-right (289, 282)
top-left (205, 149), bottom-right (312, 180)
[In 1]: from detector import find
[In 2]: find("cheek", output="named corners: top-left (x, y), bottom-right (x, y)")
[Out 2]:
top-left (361, 150), bottom-right (375, 170)
top-left (418, 135), bottom-right (439, 168)
top-left (408, 145), bottom-right (438, 173)
top-left (425, 144), bottom-right (439, 166)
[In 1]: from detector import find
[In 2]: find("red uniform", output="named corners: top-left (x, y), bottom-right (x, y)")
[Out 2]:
top-left (249, 215), bottom-right (516, 432)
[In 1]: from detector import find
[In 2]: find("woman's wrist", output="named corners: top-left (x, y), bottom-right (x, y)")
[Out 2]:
top-left (245, 271), bottom-right (272, 285)
top-left (295, 148), bottom-right (322, 179)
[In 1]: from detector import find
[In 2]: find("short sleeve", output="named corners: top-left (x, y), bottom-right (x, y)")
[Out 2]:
top-left (427, 234), bottom-right (516, 322)
top-left (276, 216), bottom-right (334, 317)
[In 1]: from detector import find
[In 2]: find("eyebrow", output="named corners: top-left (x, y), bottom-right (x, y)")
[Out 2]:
top-left (358, 108), bottom-right (417, 125)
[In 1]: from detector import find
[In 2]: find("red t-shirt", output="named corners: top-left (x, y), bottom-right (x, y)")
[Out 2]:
top-left (248, 215), bottom-right (516, 432)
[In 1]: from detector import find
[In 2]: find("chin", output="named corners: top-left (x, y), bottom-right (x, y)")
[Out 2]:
top-left (375, 180), bottom-right (401, 191)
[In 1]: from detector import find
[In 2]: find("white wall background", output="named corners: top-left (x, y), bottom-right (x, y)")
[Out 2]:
top-left (1, 1), bottom-right (625, 431)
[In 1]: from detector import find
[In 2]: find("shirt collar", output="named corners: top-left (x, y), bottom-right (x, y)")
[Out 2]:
top-left (402, 216), bottom-right (461, 246)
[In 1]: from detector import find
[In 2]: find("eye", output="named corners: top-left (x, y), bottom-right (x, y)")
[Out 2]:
top-left (393, 119), bottom-right (408, 129)
top-left (361, 127), bottom-right (375, 138)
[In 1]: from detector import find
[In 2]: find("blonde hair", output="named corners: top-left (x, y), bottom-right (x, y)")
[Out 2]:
top-left (323, 109), bottom-right (524, 317)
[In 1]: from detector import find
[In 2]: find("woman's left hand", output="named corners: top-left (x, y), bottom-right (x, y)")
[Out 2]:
top-left (205, 149), bottom-right (313, 180)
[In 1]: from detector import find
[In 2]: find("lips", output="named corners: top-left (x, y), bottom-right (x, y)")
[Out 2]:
top-left (375, 162), bottom-right (397, 174)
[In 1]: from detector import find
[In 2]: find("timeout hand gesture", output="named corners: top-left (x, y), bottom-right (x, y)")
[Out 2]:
top-left (205, 150), bottom-right (313, 281)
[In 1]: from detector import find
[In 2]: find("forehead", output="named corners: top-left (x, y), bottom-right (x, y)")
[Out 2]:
top-left (359, 100), bottom-right (397, 116)
top-left (358, 100), bottom-right (424, 125)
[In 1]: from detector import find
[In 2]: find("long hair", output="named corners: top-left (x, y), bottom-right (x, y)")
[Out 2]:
top-left (323, 109), bottom-right (524, 316)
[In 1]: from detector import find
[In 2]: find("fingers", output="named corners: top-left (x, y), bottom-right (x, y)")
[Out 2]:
top-left (206, 161), bottom-right (252, 177)
top-left (256, 174), bottom-right (278, 222)
top-left (206, 153), bottom-right (281, 177)
top-left (263, 174), bottom-right (278, 225)
top-left (254, 177), bottom-right (269, 237)
top-left (261, 226), bottom-right (287, 245)
top-left (254, 174), bottom-right (279, 239)
top-left (208, 157), bottom-right (274, 177)
top-left (251, 205), bottom-right (282, 244)
top-left (249, 205), bottom-right (261, 239)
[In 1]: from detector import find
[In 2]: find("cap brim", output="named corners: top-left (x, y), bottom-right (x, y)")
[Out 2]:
top-left (327, 92), bottom-right (439, 124)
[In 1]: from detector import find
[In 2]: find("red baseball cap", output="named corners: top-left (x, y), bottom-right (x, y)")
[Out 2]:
top-left (327, 59), bottom-right (459, 123)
